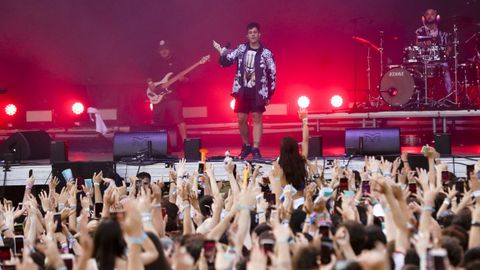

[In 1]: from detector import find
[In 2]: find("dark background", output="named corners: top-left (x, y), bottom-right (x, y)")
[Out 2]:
top-left (0, 0), bottom-right (479, 125)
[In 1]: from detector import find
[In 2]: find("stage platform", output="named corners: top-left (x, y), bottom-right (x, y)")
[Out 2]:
top-left (2, 109), bottom-right (480, 186)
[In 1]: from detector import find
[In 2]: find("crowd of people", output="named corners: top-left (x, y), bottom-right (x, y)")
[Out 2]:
top-left (1, 114), bottom-right (480, 270)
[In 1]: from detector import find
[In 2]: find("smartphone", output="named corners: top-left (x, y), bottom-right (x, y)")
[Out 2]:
top-left (28, 169), bottom-right (33, 178)
top-left (54, 213), bottom-right (62, 233)
top-left (14, 235), bottom-right (24, 256)
top-left (203, 240), bottom-right (216, 265)
top-left (94, 203), bottom-right (103, 218)
top-left (455, 179), bottom-right (465, 194)
top-left (320, 238), bottom-right (334, 264)
top-left (467, 165), bottom-right (475, 181)
top-left (84, 178), bottom-right (93, 189)
top-left (13, 223), bottom-right (23, 236)
top-left (62, 169), bottom-right (73, 181)
top-left (318, 223), bottom-right (330, 238)
top-left (260, 238), bottom-right (275, 253)
top-left (441, 171), bottom-right (450, 187)
top-left (361, 180), bottom-right (370, 195)
top-left (430, 248), bottom-right (447, 270)
top-left (0, 246), bottom-right (11, 261)
top-left (343, 190), bottom-right (355, 199)
top-left (263, 192), bottom-right (276, 205)
top-left (408, 182), bottom-right (417, 194)
top-left (61, 253), bottom-right (75, 270)
top-left (339, 177), bottom-right (348, 193)
top-left (198, 162), bottom-right (205, 175)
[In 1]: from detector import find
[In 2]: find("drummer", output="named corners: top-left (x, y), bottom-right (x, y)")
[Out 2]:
top-left (415, 8), bottom-right (453, 96)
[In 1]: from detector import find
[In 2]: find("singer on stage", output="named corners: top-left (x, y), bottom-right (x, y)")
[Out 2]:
top-left (213, 22), bottom-right (276, 159)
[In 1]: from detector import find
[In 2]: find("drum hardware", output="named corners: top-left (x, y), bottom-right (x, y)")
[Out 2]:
top-left (352, 36), bottom-right (381, 109)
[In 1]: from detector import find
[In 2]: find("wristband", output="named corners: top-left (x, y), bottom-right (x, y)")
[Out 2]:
top-left (129, 232), bottom-right (148, 245)
top-left (56, 267), bottom-right (67, 270)
top-left (281, 219), bottom-right (289, 226)
top-left (471, 222), bottom-right (480, 227)
top-left (26, 184), bottom-right (33, 189)
top-left (70, 204), bottom-right (77, 209)
top-left (141, 213), bottom-right (152, 223)
top-left (58, 203), bottom-right (65, 211)
top-left (383, 207), bottom-right (391, 213)
top-left (443, 198), bottom-right (451, 205)
top-left (422, 206), bottom-right (435, 213)
top-left (383, 172), bottom-right (392, 177)
top-left (153, 203), bottom-right (162, 209)
top-left (473, 190), bottom-right (480, 198)
top-left (94, 182), bottom-right (100, 186)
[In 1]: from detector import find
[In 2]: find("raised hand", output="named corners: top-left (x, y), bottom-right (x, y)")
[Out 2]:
top-left (93, 171), bottom-right (104, 184)
top-left (39, 190), bottom-right (52, 212)
top-left (48, 177), bottom-right (59, 192)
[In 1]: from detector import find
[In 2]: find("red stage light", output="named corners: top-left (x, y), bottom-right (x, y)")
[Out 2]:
top-left (230, 99), bottom-right (236, 110)
top-left (71, 102), bottom-right (85, 115)
top-left (149, 103), bottom-right (153, 111)
top-left (330, 95), bottom-right (343, 108)
top-left (297, 96), bottom-right (310, 109)
top-left (5, 104), bottom-right (17, 116)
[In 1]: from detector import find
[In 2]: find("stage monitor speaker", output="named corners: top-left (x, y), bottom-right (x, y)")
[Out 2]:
top-left (0, 131), bottom-right (51, 161)
top-left (308, 136), bottom-right (323, 158)
top-left (184, 138), bottom-right (201, 161)
top-left (113, 132), bottom-right (168, 161)
top-left (345, 128), bottom-right (400, 156)
top-left (434, 133), bottom-right (451, 155)
top-left (50, 141), bottom-right (68, 163)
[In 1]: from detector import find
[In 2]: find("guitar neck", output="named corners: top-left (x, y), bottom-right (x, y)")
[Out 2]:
top-left (163, 61), bottom-right (202, 88)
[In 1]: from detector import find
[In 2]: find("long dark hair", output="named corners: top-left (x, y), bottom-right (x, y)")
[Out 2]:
top-left (93, 219), bottom-right (126, 270)
top-left (145, 232), bottom-right (172, 270)
top-left (278, 136), bottom-right (307, 190)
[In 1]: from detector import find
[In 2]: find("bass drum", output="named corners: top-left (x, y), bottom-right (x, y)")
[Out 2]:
top-left (380, 67), bottom-right (416, 107)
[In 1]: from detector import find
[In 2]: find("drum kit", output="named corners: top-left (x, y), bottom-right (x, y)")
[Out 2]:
top-left (355, 19), bottom-right (480, 110)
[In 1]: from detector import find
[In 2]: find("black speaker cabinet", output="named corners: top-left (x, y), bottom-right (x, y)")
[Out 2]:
top-left (345, 128), bottom-right (400, 156)
top-left (0, 131), bottom-right (51, 161)
top-left (308, 136), bottom-right (323, 158)
top-left (184, 138), bottom-right (201, 161)
top-left (50, 141), bottom-right (68, 163)
top-left (113, 132), bottom-right (168, 161)
top-left (434, 133), bottom-right (451, 155)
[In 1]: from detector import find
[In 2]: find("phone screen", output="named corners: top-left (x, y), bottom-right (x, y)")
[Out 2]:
top-left (0, 246), bottom-right (11, 261)
top-left (361, 180), bottom-right (370, 195)
top-left (319, 225), bottom-right (330, 238)
top-left (84, 179), bottom-right (93, 189)
top-left (408, 182), bottom-right (417, 194)
top-left (441, 171), bottom-right (449, 186)
top-left (263, 192), bottom-right (276, 205)
top-left (14, 236), bottom-right (24, 255)
top-left (455, 180), bottom-right (464, 194)
top-left (54, 213), bottom-right (62, 233)
top-left (95, 203), bottom-right (103, 218)
top-left (198, 162), bottom-right (205, 175)
top-left (203, 240), bottom-right (216, 264)
top-left (339, 177), bottom-right (348, 193)
top-left (320, 238), bottom-right (334, 264)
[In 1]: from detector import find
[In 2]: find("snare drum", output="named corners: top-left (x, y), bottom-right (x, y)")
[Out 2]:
top-left (425, 45), bottom-right (447, 62)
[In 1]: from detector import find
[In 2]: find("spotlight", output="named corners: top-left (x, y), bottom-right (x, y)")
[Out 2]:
top-left (149, 103), bottom-right (153, 111)
top-left (5, 104), bottom-right (17, 116)
top-left (71, 102), bottom-right (85, 115)
top-left (230, 99), bottom-right (236, 111)
top-left (330, 95), bottom-right (343, 108)
top-left (297, 96), bottom-right (310, 109)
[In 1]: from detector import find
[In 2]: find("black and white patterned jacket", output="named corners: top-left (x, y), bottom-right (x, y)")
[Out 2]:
top-left (220, 43), bottom-right (276, 106)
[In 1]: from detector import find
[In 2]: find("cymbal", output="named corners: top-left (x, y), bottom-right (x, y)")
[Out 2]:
top-left (441, 15), bottom-right (475, 25)
top-left (417, 35), bottom-right (433, 41)
top-left (352, 36), bottom-right (380, 52)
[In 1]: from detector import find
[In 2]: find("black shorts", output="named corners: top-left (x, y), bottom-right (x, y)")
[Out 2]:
top-left (234, 92), bottom-right (266, 114)
top-left (152, 98), bottom-right (184, 127)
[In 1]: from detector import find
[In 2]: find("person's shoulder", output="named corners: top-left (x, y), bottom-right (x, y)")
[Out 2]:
top-left (415, 26), bottom-right (425, 34)
top-left (262, 47), bottom-right (274, 57)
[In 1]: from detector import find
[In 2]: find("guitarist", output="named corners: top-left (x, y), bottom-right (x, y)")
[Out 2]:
top-left (147, 40), bottom-right (187, 147)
